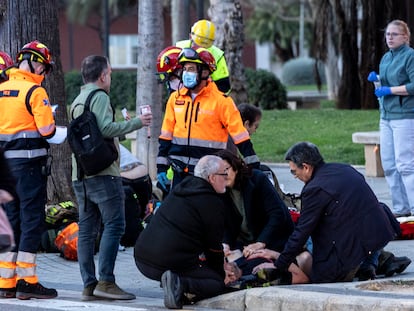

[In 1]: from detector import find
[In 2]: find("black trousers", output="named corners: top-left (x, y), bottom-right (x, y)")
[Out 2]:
top-left (135, 259), bottom-right (227, 301)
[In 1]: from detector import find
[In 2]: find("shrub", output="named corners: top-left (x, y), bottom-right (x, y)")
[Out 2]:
top-left (64, 70), bottom-right (83, 106)
top-left (110, 71), bottom-right (137, 110)
top-left (65, 70), bottom-right (137, 110)
top-left (245, 68), bottom-right (287, 110)
top-left (281, 57), bottom-right (326, 86)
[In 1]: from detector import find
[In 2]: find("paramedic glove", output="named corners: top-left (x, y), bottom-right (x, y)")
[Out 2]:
top-left (367, 71), bottom-right (379, 82)
top-left (157, 172), bottom-right (170, 192)
top-left (375, 86), bottom-right (392, 97)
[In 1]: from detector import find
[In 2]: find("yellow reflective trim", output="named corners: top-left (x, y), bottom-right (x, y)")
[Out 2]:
top-left (0, 276), bottom-right (17, 288)
top-left (16, 261), bottom-right (36, 268)
top-left (0, 261), bottom-right (16, 269)
top-left (17, 275), bottom-right (38, 284)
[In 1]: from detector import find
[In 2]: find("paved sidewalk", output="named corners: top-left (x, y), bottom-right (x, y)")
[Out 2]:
top-left (1, 164), bottom-right (413, 310)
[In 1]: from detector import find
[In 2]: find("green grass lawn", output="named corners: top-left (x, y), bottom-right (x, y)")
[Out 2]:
top-left (252, 105), bottom-right (380, 165)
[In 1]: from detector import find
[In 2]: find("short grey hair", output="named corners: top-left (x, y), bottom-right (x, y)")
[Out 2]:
top-left (284, 141), bottom-right (324, 168)
top-left (194, 155), bottom-right (222, 181)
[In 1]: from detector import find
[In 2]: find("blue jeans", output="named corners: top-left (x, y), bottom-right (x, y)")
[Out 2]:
top-left (4, 157), bottom-right (47, 253)
top-left (380, 119), bottom-right (414, 215)
top-left (360, 250), bottom-right (380, 270)
top-left (73, 175), bottom-right (125, 287)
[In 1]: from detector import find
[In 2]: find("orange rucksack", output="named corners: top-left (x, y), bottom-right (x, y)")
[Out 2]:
top-left (54, 222), bottom-right (79, 261)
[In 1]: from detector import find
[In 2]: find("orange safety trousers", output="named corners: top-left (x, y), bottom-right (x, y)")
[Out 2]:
top-left (0, 251), bottom-right (38, 288)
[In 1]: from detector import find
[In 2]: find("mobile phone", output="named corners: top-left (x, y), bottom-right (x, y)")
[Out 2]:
top-left (121, 107), bottom-right (129, 120)
top-left (140, 105), bottom-right (151, 115)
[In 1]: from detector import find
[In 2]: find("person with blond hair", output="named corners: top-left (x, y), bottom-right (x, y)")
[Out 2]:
top-left (368, 19), bottom-right (414, 217)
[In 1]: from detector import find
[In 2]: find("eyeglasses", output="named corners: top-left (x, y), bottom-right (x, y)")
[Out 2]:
top-left (385, 32), bottom-right (404, 37)
top-left (214, 166), bottom-right (231, 177)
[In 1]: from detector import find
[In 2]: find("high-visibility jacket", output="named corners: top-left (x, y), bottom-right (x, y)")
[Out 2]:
top-left (157, 80), bottom-right (259, 172)
top-left (0, 68), bottom-right (55, 159)
top-left (176, 40), bottom-right (231, 93)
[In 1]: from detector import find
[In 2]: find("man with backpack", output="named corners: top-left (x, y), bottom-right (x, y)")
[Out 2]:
top-left (69, 55), bottom-right (151, 301)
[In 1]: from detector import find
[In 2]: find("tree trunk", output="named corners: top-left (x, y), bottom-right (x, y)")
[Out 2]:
top-left (359, 0), bottom-right (393, 109)
top-left (208, 0), bottom-right (248, 105)
top-left (0, 0), bottom-right (74, 204)
top-left (171, 0), bottom-right (188, 44)
top-left (335, 0), bottom-right (360, 109)
top-left (136, 0), bottom-right (164, 180)
top-left (309, 0), bottom-right (340, 100)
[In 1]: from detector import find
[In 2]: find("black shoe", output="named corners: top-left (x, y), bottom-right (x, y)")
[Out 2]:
top-left (383, 256), bottom-right (411, 277)
top-left (357, 265), bottom-right (376, 281)
top-left (161, 270), bottom-right (183, 309)
top-left (0, 287), bottom-right (16, 298)
top-left (16, 279), bottom-right (57, 300)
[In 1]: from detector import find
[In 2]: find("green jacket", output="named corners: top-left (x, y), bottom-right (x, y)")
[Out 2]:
top-left (379, 44), bottom-right (414, 120)
top-left (69, 83), bottom-right (144, 181)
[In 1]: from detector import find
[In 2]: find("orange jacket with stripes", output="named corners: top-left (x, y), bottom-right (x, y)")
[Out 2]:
top-left (0, 68), bottom-right (55, 159)
top-left (157, 80), bottom-right (259, 172)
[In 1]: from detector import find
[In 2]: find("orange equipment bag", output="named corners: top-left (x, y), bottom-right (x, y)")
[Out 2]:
top-left (54, 222), bottom-right (78, 261)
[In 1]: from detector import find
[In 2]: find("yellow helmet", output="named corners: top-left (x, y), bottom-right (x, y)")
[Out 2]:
top-left (190, 20), bottom-right (215, 48)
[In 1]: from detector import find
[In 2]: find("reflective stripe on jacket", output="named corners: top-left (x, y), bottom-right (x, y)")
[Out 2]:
top-left (157, 80), bottom-right (257, 169)
top-left (0, 68), bottom-right (55, 158)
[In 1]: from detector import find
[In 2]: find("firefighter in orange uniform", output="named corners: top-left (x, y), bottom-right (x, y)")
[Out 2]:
top-left (0, 41), bottom-right (57, 300)
top-left (0, 52), bottom-right (14, 83)
top-left (156, 47), bottom-right (259, 191)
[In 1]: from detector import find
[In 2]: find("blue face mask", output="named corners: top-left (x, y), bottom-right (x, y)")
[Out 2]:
top-left (182, 71), bottom-right (198, 88)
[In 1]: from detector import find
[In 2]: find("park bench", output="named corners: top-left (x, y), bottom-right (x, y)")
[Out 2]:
top-left (352, 131), bottom-right (384, 177)
top-left (287, 90), bottom-right (327, 110)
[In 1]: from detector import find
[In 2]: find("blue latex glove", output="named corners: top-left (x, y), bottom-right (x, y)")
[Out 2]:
top-left (157, 172), bottom-right (170, 192)
top-left (367, 71), bottom-right (379, 82)
top-left (375, 86), bottom-right (392, 97)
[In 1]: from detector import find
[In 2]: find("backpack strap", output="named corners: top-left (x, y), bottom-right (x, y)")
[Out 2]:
top-left (84, 88), bottom-right (107, 111)
top-left (25, 85), bottom-right (41, 116)
top-left (71, 88), bottom-right (114, 121)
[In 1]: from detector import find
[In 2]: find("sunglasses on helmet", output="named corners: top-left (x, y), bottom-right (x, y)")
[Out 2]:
top-left (180, 48), bottom-right (200, 61)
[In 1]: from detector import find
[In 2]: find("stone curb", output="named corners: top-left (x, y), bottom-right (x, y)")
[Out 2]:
top-left (198, 279), bottom-right (414, 311)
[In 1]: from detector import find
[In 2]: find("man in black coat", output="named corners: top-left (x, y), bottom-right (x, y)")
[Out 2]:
top-left (273, 142), bottom-right (397, 283)
top-left (134, 155), bottom-right (232, 309)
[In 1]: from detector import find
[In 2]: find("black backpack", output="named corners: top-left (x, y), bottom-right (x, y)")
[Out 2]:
top-left (68, 89), bottom-right (118, 179)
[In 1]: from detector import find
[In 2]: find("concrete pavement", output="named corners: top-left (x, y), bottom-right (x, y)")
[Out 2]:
top-left (1, 163), bottom-right (413, 310)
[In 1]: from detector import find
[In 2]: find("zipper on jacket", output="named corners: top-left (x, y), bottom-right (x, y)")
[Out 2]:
top-left (194, 102), bottom-right (200, 122)
top-left (184, 101), bottom-right (190, 129)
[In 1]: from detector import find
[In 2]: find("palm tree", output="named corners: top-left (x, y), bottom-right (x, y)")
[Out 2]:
top-left (135, 0), bottom-right (164, 179)
top-left (209, 0), bottom-right (249, 105)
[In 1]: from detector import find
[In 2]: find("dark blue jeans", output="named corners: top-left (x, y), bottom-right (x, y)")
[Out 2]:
top-left (360, 249), bottom-right (381, 270)
top-left (73, 175), bottom-right (125, 287)
top-left (4, 157), bottom-right (47, 253)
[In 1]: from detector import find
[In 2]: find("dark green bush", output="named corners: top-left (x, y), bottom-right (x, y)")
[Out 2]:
top-left (245, 67), bottom-right (287, 110)
top-left (110, 71), bottom-right (137, 110)
top-left (281, 57), bottom-right (326, 86)
top-left (64, 70), bottom-right (83, 105)
top-left (65, 70), bottom-right (137, 110)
